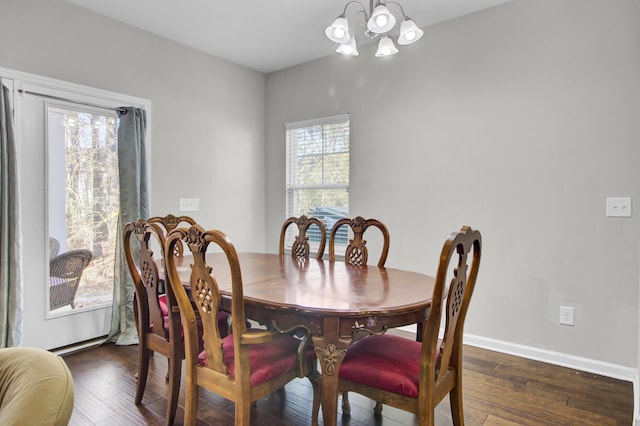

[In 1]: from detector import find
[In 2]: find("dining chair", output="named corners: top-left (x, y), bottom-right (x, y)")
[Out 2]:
top-left (49, 249), bottom-right (93, 310)
top-left (148, 213), bottom-right (196, 258)
top-left (164, 224), bottom-right (320, 426)
top-left (328, 215), bottom-right (391, 410)
top-left (332, 226), bottom-right (482, 425)
top-left (279, 215), bottom-right (327, 259)
top-left (122, 219), bottom-right (187, 425)
top-left (328, 216), bottom-right (390, 267)
top-left (150, 214), bottom-right (232, 335)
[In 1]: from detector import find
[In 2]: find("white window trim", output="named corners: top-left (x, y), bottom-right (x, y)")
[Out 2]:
top-left (284, 113), bottom-right (350, 255)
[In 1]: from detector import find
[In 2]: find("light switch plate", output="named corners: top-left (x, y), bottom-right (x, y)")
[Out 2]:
top-left (606, 197), bottom-right (632, 217)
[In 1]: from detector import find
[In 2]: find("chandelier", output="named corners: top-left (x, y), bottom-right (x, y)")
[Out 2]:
top-left (325, 0), bottom-right (424, 57)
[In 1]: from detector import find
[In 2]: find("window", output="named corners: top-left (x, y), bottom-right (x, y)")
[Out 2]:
top-left (285, 114), bottom-right (350, 246)
top-left (48, 105), bottom-right (119, 311)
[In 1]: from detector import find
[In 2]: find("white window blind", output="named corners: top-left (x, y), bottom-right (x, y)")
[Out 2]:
top-left (285, 114), bottom-right (350, 247)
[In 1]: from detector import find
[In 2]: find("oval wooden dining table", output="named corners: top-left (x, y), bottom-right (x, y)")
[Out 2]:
top-left (169, 252), bottom-right (435, 426)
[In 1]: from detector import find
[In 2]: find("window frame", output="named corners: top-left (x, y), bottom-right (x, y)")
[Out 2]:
top-left (285, 114), bottom-right (350, 251)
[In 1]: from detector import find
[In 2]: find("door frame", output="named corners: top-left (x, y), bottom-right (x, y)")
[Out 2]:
top-left (0, 67), bottom-right (151, 350)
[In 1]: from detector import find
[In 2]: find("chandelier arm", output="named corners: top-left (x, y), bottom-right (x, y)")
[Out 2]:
top-left (382, 1), bottom-right (407, 18)
top-left (350, 9), bottom-right (369, 33)
top-left (342, 0), bottom-right (369, 17)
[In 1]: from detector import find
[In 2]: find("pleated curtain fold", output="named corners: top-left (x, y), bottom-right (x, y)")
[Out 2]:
top-left (107, 107), bottom-right (148, 345)
top-left (0, 84), bottom-right (23, 348)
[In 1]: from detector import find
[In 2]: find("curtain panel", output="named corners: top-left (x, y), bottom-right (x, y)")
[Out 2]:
top-left (107, 107), bottom-right (148, 345)
top-left (0, 84), bottom-right (23, 348)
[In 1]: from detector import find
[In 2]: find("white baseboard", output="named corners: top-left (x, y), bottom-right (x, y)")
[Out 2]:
top-left (52, 336), bottom-right (108, 356)
top-left (464, 333), bottom-right (636, 382)
top-left (463, 333), bottom-right (638, 423)
top-left (397, 325), bottom-right (639, 421)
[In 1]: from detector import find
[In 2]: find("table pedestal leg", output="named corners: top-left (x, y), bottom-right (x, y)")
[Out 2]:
top-left (312, 318), bottom-right (351, 426)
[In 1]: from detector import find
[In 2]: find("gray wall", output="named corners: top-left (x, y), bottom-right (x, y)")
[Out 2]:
top-left (0, 0), bottom-right (267, 252)
top-left (266, 0), bottom-right (640, 368)
top-left (2, 0), bottom-right (639, 376)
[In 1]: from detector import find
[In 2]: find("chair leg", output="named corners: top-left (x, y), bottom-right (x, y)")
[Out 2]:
top-left (135, 343), bottom-right (151, 405)
top-left (183, 382), bottom-right (199, 426)
top-left (165, 358), bottom-right (170, 382)
top-left (341, 392), bottom-right (351, 416)
top-left (309, 371), bottom-right (321, 426)
top-left (165, 356), bottom-right (182, 426)
top-left (236, 400), bottom-right (251, 426)
top-left (374, 401), bottom-right (383, 415)
top-left (450, 383), bottom-right (464, 425)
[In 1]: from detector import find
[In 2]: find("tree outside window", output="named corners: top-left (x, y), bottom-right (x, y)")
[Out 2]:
top-left (285, 115), bottom-right (349, 245)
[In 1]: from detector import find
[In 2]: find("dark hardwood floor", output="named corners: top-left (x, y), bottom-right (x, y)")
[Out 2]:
top-left (62, 333), bottom-right (634, 425)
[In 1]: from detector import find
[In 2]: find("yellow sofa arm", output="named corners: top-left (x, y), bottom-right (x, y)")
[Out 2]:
top-left (0, 347), bottom-right (74, 426)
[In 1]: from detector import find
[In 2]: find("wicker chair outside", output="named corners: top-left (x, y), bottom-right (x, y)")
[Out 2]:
top-left (49, 237), bottom-right (60, 258)
top-left (49, 249), bottom-right (93, 310)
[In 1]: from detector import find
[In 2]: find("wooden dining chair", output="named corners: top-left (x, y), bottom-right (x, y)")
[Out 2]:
top-left (164, 224), bottom-right (320, 426)
top-left (332, 226), bottom-right (482, 425)
top-left (328, 216), bottom-right (391, 410)
top-left (279, 215), bottom-right (327, 259)
top-left (122, 219), bottom-right (185, 425)
top-left (149, 213), bottom-right (231, 336)
top-left (148, 213), bottom-right (196, 258)
top-left (329, 216), bottom-right (390, 267)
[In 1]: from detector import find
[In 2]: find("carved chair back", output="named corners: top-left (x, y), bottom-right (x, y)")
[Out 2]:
top-left (426, 226), bottom-right (482, 391)
top-left (148, 214), bottom-right (196, 258)
top-left (279, 215), bottom-right (327, 260)
top-left (329, 216), bottom-right (390, 267)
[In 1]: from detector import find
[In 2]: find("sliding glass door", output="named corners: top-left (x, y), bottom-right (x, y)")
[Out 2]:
top-left (48, 105), bottom-right (118, 313)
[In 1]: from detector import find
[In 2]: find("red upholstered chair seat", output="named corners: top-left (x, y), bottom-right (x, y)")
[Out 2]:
top-left (158, 293), bottom-right (169, 317)
top-left (157, 294), bottom-right (217, 343)
top-left (339, 334), bottom-right (427, 398)
top-left (198, 333), bottom-right (312, 387)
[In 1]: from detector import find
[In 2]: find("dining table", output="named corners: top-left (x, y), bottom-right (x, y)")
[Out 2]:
top-left (170, 252), bottom-right (435, 426)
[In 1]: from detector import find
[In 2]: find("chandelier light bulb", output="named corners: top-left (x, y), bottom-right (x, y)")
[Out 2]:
top-left (398, 18), bottom-right (424, 45)
top-left (336, 36), bottom-right (359, 56)
top-left (367, 4), bottom-right (396, 33)
top-left (325, 15), bottom-right (351, 43)
top-left (406, 30), bottom-right (415, 41)
top-left (375, 14), bottom-right (388, 28)
top-left (375, 35), bottom-right (399, 57)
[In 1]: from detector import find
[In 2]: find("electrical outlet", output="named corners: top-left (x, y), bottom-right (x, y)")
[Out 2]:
top-left (606, 197), bottom-right (632, 217)
top-left (179, 198), bottom-right (199, 212)
top-left (559, 306), bottom-right (574, 326)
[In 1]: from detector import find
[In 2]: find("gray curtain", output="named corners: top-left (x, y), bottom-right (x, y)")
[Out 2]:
top-left (0, 84), bottom-right (23, 348)
top-left (107, 107), bottom-right (148, 345)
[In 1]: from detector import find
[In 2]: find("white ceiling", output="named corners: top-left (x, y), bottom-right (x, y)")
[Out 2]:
top-left (65, 0), bottom-right (512, 74)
